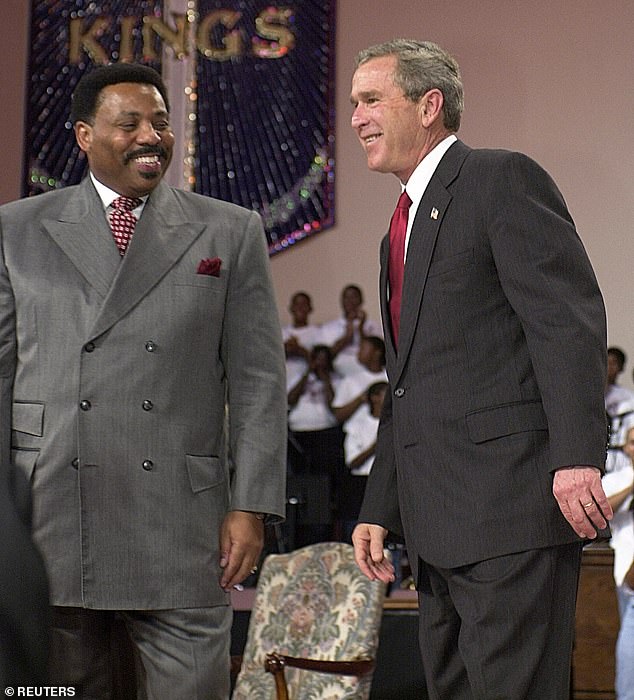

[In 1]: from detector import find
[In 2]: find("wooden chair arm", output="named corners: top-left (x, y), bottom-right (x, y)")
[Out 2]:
top-left (264, 652), bottom-right (375, 699)
top-left (264, 653), bottom-right (290, 700)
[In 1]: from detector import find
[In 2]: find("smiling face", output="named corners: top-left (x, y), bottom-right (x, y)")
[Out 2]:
top-left (351, 55), bottom-right (429, 183)
top-left (74, 82), bottom-right (174, 198)
top-left (350, 54), bottom-right (448, 183)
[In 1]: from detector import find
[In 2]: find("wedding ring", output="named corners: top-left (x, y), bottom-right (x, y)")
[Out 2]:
top-left (250, 567), bottom-right (258, 574)
top-left (583, 501), bottom-right (594, 509)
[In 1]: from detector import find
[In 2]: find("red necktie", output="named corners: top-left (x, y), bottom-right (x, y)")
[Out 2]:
top-left (388, 190), bottom-right (412, 347)
top-left (109, 196), bottom-right (142, 255)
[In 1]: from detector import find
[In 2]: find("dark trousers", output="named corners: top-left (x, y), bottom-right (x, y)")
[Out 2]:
top-left (287, 425), bottom-right (345, 477)
top-left (287, 426), bottom-right (344, 546)
top-left (416, 542), bottom-right (582, 700)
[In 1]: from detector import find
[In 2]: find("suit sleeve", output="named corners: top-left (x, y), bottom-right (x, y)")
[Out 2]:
top-left (487, 152), bottom-right (607, 470)
top-left (358, 384), bottom-right (404, 536)
top-left (221, 210), bottom-right (287, 521)
top-left (358, 235), bottom-right (403, 536)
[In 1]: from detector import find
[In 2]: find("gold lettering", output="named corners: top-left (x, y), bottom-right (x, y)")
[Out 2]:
top-left (67, 8), bottom-right (296, 66)
top-left (119, 16), bottom-right (137, 63)
top-left (196, 10), bottom-right (242, 61)
top-left (142, 14), bottom-right (189, 61)
top-left (68, 17), bottom-right (110, 65)
top-left (252, 7), bottom-right (295, 59)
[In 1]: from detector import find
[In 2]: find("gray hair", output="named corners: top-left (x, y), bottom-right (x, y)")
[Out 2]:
top-left (355, 39), bottom-right (463, 132)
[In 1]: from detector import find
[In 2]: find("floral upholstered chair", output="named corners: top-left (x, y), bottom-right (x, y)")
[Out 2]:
top-left (232, 541), bottom-right (387, 700)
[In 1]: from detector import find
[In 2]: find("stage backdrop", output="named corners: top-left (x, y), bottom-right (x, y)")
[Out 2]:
top-left (25, 0), bottom-right (336, 254)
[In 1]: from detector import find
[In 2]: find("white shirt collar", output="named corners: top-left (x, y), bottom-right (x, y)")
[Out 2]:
top-left (90, 173), bottom-right (147, 217)
top-left (400, 134), bottom-right (457, 258)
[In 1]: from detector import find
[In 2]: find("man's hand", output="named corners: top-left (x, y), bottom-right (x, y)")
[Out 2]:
top-left (552, 466), bottom-right (613, 539)
top-left (352, 522), bottom-right (395, 583)
top-left (219, 511), bottom-right (264, 590)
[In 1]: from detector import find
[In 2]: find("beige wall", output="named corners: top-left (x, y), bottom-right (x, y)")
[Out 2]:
top-left (2, 1), bottom-right (633, 385)
top-left (0, 1), bottom-right (29, 205)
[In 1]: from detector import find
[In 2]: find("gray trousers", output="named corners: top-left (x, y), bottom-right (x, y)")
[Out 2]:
top-left (49, 605), bottom-right (232, 700)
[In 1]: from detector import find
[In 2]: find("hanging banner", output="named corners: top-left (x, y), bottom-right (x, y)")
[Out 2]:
top-left (24, 0), bottom-right (336, 254)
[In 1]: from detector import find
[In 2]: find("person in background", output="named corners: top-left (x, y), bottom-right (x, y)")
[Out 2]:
top-left (320, 284), bottom-right (382, 377)
top-left (0, 63), bottom-right (286, 699)
top-left (332, 336), bottom-right (387, 538)
top-left (604, 422), bottom-right (634, 700)
top-left (340, 381), bottom-right (388, 542)
top-left (349, 38), bottom-right (610, 699)
top-left (331, 336), bottom-right (388, 427)
top-left (287, 344), bottom-right (344, 545)
top-left (606, 347), bottom-right (634, 451)
top-left (282, 291), bottom-right (322, 392)
top-left (606, 347), bottom-right (634, 419)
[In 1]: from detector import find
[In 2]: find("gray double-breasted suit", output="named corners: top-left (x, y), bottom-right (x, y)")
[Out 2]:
top-left (0, 177), bottom-right (287, 609)
top-left (360, 140), bottom-right (607, 570)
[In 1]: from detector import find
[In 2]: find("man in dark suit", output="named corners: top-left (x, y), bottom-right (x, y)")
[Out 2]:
top-left (0, 461), bottom-right (49, 688)
top-left (0, 63), bottom-right (286, 698)
top-left (349, 39), bottom-right (612, 699)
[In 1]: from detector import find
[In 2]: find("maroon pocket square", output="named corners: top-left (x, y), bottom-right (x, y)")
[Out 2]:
top-left (197, 257), bottom-right (222, 277)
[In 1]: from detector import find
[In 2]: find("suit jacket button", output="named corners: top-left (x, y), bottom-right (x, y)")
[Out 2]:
top-left (71, 457), bottom-right (79, 469)
top-left (142, 400), bottom-right (153, 411)
top-left (394, 388), bottom-right (405, 398)
top-left (142, 460), bottom-right (154, 471)
top-left (84, 342), bottom-right (96, 353)
top-left (145, 341), bottom-right (157, 352)
top-left (79, 400), bottom-right (92, 411)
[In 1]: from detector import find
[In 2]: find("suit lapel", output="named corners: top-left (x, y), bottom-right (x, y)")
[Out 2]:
top-left (395, 183), bottom-right (451, 378)
top-left (393, 141), bottom-right (470, 383)
top-left (88, 182), bottom-right (205, 340)
top-left (42, 178), bottom-right (120, 299)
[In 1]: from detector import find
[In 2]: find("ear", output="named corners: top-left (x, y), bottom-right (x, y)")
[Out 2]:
top-left (74, 121), bottom-right (92, 153)
top-left (418, 88), bottom-right (445, 128)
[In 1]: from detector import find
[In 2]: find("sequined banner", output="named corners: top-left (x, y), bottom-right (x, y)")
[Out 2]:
top-left (25, 0), bottom-right (336, 255)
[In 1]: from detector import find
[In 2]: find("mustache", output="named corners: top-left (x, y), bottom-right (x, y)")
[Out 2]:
top-left (124, 146), bottom-right (168, 164)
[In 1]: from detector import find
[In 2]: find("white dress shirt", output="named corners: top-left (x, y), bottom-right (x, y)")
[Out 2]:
top-left (401, 134), bottom-right (457, 262)
top-left (90, 173), bottom-right (147, 220)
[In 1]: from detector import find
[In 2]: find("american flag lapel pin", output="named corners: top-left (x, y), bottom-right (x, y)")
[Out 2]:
top-left (430, 207), bottom-right (439, 220)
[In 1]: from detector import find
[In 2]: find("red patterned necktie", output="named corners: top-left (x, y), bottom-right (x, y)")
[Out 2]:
top-left (109, 196), bottom-right (142, 255)
top-left (388, 190), bottom-right (412, 347)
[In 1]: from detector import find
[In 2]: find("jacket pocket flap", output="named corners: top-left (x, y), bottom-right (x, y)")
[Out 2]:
top-left (185, 454), bottom-right (225, 493)
top-left (466, 400), bottom-right (547, 444)
top-left (12, 402), bottom-right (45, 437)
top-left (428, 248), bottom-right (474, 277)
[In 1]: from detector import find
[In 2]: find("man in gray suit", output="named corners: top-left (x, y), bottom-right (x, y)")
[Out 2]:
top-left (349, 40), bottom-right (612, 698)
top-left (0, 63), bottom-right (286, 699)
